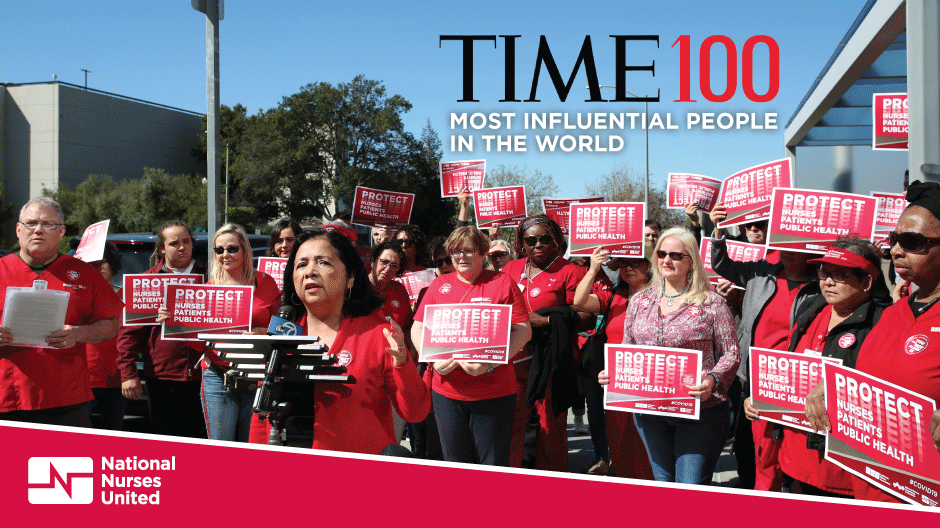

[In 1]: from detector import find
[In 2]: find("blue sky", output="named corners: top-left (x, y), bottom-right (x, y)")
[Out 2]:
top-left (2, 1), bottom-right (906, 198)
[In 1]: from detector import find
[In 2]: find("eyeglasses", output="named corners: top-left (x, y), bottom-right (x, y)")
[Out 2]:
top-left (449, 248), bottom-right (478, 259)
top-left (376, 258), bottom-right (400, 270)
top-left (397, 239), bottom-right (415, 248)
top-left (888, 231), bottom-right (940, 253)
top-left (488, 251), bottom-right (508, 260)
top-left (434, 257), bottom-right (452, 268)
top-left (817, 268), bottom-right (858, 283)
top-left (19, 221), bottom-right (63, 231)
top-left (524, 234), bottom-right (554, 247)
top-left (656, 250), bottom-right (689, 261)
top-left (213, 245), bottom-right (242, 255)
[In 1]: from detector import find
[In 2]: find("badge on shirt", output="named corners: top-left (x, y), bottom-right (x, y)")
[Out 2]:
top-left (530, 287), bottom-right (540, 298)
top-left (905, 334), bottom-right (930, 355)
top-left (391, 300), bottom-right (401, 308)
top-left (337, 350), bottom-right (353, 366)
top-left (440, 283), bottom-right (452, 294)
top-left (687, 306), bottom-right (703, 317)
top-left (837, 333), bottom-right (855, 348)
top-left (68, 269), bottom-right (81, 280)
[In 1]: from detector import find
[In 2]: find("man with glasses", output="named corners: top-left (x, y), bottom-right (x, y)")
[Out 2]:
top-left (0, 197), bottom-right (122, 426)
top-left (487, 239), bottom-right (514, 272)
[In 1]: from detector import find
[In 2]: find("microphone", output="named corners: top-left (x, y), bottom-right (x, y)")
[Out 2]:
top-left (267, 305), bottom-right (301, 336)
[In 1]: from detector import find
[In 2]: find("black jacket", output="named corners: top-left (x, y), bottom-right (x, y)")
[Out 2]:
top-left (525, 306), bottom-right (580, 414)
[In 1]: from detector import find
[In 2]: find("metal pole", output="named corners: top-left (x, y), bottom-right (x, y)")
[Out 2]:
top-left (644, 100), bottom-right (649, 210)
top-left (81, 69), bottom-right (91, 90)
top-left (206, 0), bottom-right (221, 239)
top-left (225, 145), bottom-right (229, 224)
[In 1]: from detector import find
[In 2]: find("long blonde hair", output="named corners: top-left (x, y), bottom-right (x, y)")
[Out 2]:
top-left (649, 227), bottom-right (712, 306)
top-left (210, 223), bottom-right (256, 286)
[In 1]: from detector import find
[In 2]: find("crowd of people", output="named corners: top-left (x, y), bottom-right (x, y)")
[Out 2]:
top-left (3, 180), bottom-right (940, 506)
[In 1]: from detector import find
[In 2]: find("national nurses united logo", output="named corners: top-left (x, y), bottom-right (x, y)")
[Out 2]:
top-left (28, 457), bottom-right (94, 504)
top-left (67, 269), bottom-right (81, 280)
top-left (838, 333), bottom-right (856, 348)
top-left (439, 283), bottom-right (452, 294)
top-left (337, 350), bottom-right (353, 366)
top-left (905, 334), bottom-right (929, 355)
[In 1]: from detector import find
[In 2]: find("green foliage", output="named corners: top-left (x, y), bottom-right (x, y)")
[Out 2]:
top-left (485, 164), bottom-right (559, 216)
top-left (226, 206), bottom-right (257, 231)
top-left (583, 165), bottom-right (686, 229)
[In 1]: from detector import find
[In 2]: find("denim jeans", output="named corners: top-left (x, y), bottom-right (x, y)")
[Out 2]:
top-left (201, 367), bottom-right (254, 442)
top-left (89, 387), bottom-right (127, 431)
top-left (433, 391), bottom-right (515, 466)
top-left (634, 403), bottom-right (730, 485)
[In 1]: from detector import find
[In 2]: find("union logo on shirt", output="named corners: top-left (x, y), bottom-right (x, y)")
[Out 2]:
top-left (67, 269), bottom-right (80, 280)
top-left (530, 287), bottom-right (540, 298)
top-left (687, 306), bottom-right (703, 317)
top-left (904, 334), bottom-right (930, 355)
top-left (337, 350), bottom-right (353, 366)
top-left (838, 333), bottom-right (856, 348)
top-left (440, 283), bottom-right (452, 294)
top-left (391, 300), bottom-right (400, 308)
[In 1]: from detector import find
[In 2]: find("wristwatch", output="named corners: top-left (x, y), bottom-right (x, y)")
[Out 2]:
top-left (707, 372), bottom-right (721, 391)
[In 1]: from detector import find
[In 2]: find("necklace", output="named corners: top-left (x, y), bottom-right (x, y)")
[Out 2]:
top-left (662, 282), bottom-right (691, 307)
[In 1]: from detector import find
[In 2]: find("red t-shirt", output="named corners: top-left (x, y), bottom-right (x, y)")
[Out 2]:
top-left (413, 269), bottom-right (528, 401)
top-left (779, 304), bottom-right (852, 495)
top-left (500, 257), bottom-right (586, 361)
top-left (0, 254), bottom-right (123, 411)
top-left (851, 299), bottom-right (940, 503)
top-left (753, 271), bottom-right (800, 351)
top-left (380, 280), bottom-right (412, 329)
top-left (249, 312), bottom-right (430, 454)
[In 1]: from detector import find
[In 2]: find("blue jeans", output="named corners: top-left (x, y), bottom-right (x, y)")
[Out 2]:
top-left (433, 391), bottom-right (515, 466)
top-left (201, 367), bottom-right (254, 442)
top-left (634, 403), bottom-right (730, 485)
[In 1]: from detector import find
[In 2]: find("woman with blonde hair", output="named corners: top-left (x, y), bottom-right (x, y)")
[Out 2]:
top-left (599, 226), bottom-right (740, 484)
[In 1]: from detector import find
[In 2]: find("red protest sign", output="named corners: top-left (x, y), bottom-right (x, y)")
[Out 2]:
top-left (873, 93), bottom-right (908, 151)
top-left (541, 196), bottom-right (605, 235)
top-left (567, 202), bottom-right (646, 258)
top-left (824, 363), bottom-right (940, 506)
top-left (73, 220), bottom-right (110, 263)
top-left (871, 192), bottom-right (906, 245)
top-left (161, 284), bottom-right (253, 341)
top-left (122, 273), bottom-right (204, 325)
top-left (700, 237), bottom-right (766, 288)
top-left (257, 257), bottom-right (288, 292)
top-left (473, 185), bottom-right (527, 229)
top-left (748, 347), bottom-right (840, 433)
top-left (767, 188), bottom-right (878, 254)
top-left (350, 186), bottom-right (415, 229)
top-left (440, 159), bottom-right (486, 197)
top-left (604, 344), bottom-right (703, 419)
top-left (667, 173), bottom-right (722, 211)
top-left (419, 304), bottom-right (512, 363)
top-left (394, 269), bottom-right (437, 304)
top-left (716, 158), bottom-right (792, 228)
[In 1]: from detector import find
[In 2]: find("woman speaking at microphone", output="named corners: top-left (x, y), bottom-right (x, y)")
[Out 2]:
top-left (164, 223), bottom-right (280, 442)
top-left (251, 228), bottom-right (430, 454)
top-left (412, 226), bottom-right (532, 465)
top-left (599, 227), bottom-right (740, 485)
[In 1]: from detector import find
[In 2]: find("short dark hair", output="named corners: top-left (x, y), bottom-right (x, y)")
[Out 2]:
top-left (644, 220), bottom-right (662, 232)
top-left (282, 228), bottom-right (384, 319)
top-left (371, 241), bottom-right (406, 276)
top-left (102, 242), bottom-right (122, 275)
top-left (266, 218), bottom-right (302, 257)
top-left (151, 220), bottom-right (193, 268)
top-left (393, 224), bottom-right (428, 267)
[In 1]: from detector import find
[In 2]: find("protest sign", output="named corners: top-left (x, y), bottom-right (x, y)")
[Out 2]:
top-left (122, 273), bottom-right (204, 325)
top-left (419, 304), bottom-right (511, 363)
top-left (700, 237), bottom-right (766, 288)
top-left (872, 93), bottom-right (908, 151)
top-left (566, 202), bottom-right (646, 258)
top-left (767, 188), bottom-right (878, 254)
top-left (161, 284), bottom-right (253, 341)
top-left (440, 159), bottom-right (486, 197)
top-left (667, 173), bottom-right (722, 212)
top-left (824, 363), bottom-right (940, 506)
top-left (748, 347), bottom-right (841, 432)
top-left (871, 192), bottom-right (906, 246)
top-left (541, 196), bottom-right (605, 235)
top-left (257, 257), bottom-right (288, 292)
top-left (716, 158), bottom-right (792, 228)
top-left (604, 344), bottom-right (703, 419)
top-left (350, 186), bottom-right (414, 229)
top-left (394, 269), bottom-right (437, 304)
top-left (473, 185), bottom-right (527, 229)
top-left (73, 220), bottom-right (110, 263)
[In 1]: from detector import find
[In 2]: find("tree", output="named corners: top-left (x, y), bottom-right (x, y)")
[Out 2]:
top-left (583, 165), bottom-right (686, 228)
top-left (485, 164), bottom-right (559, 216)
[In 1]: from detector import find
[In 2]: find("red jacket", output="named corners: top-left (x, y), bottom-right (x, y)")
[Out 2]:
top-left (117, 261), bottom-right (208, 382)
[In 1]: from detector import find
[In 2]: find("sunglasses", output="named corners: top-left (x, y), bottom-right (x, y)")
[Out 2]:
top-left (656, 250), bottom-right (689, 261)
top-left (888, 231), bottom-right (940, 253)
top-left (377, 258), bottom-right (400, 270)
top-left (434, 257), bottom-right (452, 268)
top-left (213, 245), bottom-right (242, 255)
top-left (524, 234), bottom-right (554, 247)
top-left (621, 259), bottom-right (649, 269)
top-left (488, 251), bottom-right (508, 260)
top-left (397, 239), bottom-right (415, 248)
top-left (817, 268), bottom-right (859, 284)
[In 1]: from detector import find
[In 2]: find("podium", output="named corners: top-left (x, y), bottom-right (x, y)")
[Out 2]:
top-left (199, 333), bottom-right (354, 445)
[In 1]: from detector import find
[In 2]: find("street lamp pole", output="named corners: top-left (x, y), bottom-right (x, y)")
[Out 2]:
top-left (592, 85), bottom-right (649, 210)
